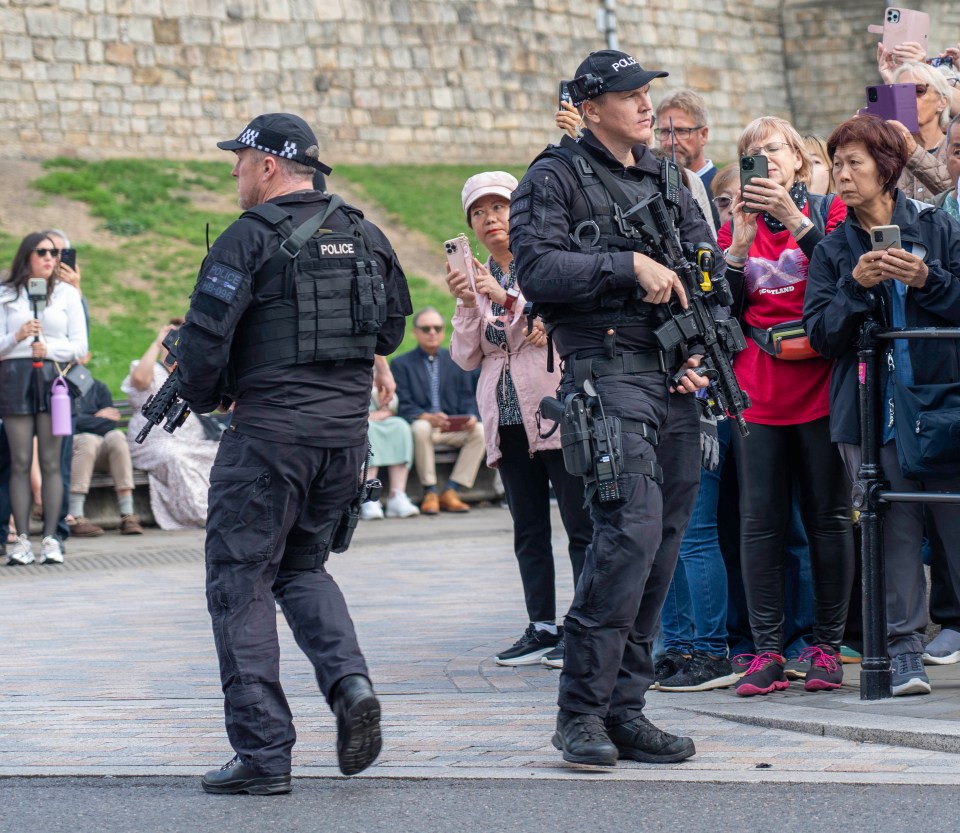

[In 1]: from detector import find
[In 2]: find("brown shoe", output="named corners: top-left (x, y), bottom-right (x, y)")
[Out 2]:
top-left (69, 517), bottom-right (104, 537)
top-left (120, 514), bottom-right (144, 535)
top-left (438, 488), bottom-right (470, 513)
top-left (420, 491), bottom-right (440, 515)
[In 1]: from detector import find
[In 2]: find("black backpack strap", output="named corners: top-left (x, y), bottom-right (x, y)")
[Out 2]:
top-left (559, 135), bottom-right (638, 215)
top-left (256, 194), bottom-right (345, 283)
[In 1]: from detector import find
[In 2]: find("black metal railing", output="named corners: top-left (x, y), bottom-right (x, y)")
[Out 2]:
top-left (855, 323), bottom-right (960, 700)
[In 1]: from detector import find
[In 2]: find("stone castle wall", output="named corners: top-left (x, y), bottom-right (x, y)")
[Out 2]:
top-left (0, 0), bottom-right (957, 166)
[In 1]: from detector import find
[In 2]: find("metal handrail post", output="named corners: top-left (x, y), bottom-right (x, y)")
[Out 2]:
top-left (853, 321), bottom-right (891, 700)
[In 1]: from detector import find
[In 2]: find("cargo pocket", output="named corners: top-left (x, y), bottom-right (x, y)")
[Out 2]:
top-left (206, 466), bottom-right (274, 563)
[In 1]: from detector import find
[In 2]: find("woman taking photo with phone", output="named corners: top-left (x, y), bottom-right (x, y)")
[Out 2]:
top-left (718, 117), bottom-right (854, 696)
top-left (0, 232), bottom-right (87, 565)
top-left (445, 171), bottom-right (592, 669)
top-left (804, 114), bottom-right (960, 696)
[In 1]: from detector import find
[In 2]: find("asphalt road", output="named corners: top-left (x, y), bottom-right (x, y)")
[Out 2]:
top-left (0, 777), bottom-right (953, 833)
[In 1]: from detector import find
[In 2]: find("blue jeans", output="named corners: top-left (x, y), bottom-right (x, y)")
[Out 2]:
top-left (660, 418), bottom-right (731, 656)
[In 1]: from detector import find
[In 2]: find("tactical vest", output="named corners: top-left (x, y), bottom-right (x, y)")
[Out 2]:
top-left (531, 142), bottom-right (672, 330)
top-left (231, 198), bottom-right (387, 379)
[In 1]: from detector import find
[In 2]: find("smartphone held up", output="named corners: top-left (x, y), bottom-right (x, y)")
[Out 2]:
top-left (444, 234), bottom-right (475, 293)
top-left (739, 155), bottom-right (769, 214)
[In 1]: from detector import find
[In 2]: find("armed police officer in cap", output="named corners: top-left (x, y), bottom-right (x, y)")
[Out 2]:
top-left (512, 51), bottom-right (725, 767)
top-left (176, 113), bottom-right (411, 795)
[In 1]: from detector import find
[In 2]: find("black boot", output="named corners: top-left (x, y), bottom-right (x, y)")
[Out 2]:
top-left (551, 709), bottom-right (618, 766)
top-left (605, 714), bottom-right (696, 763)
top-left (201, 755), bottom-right (291, 795)
top-left (332, 674), bottom-right (382, 775)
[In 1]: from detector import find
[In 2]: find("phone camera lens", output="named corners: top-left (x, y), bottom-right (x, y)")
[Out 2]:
top-left (445, 243), bottom-right (454, 253)
top-left (868, 89), bottom-right (878, 102)
top-left (874, 231), bottom-right (883, 243)
top-left (742, 158), bottom-right (754, 170)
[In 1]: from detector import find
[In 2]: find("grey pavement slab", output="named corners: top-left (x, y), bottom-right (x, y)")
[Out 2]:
top-left (4, 509), bottom-right (960, 783)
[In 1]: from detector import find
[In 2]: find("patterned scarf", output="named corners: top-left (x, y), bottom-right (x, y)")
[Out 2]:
top-left (762, 180), bottom-right (808, 233)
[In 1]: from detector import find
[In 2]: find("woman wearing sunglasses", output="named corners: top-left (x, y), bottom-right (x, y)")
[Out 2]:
top-left (0, 232), bottom-right (87, 565)
top-left (718, 117), bottom-right (854, 696)
top-left (888, 62), bottom-right (953, 204)
top-left (444, 171), bottom-right (592, 669)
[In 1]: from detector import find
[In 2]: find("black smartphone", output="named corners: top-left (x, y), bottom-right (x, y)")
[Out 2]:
top-left (740, 155), bottom-right (769, 214)
top-left (59, 248), bottom-right (76, 270)
top-left (558, 81), bottom-right (573, 110)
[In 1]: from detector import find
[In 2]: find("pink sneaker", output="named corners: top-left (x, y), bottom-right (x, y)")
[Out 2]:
top-left (734, 652), bottom-right (789, 696)
top-left (801, 645), bottom-right (843, 691)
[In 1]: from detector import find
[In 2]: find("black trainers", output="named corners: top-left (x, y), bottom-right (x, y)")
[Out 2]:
top-left (891, 651), bottom-right (932, 696)
top-left (201, 755), bottom-right (291, 795)
top-left (654, 648), bottom-right (690, 685)
top-left (540, 635), bottom-right (564, 669)
top-left (332, 674), bottom-right (382, 775)
top-left (657, 651), bottom-right (739, 692)
top-left (734, 652), bottom-right (789, 696)
top-left (551, 710), bottom-right (618, 766)
top-left (801, 645), bottom-right (843, 691)
top-left (605, 714), bottom-right (696, 763)
top-left (496, 624), bottom-right (561, 666)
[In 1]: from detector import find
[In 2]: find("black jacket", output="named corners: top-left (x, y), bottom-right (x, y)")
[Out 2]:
top-left (391, 347), bottom-right (479, 423)
top-left (74, 378), bottom-right (118, 437)
top-left (177, 190), bottom-right (410, 447)
top-left (803, 191), bottom-right (960, 444)
top-left (509, 130), bottom-right (721, 359)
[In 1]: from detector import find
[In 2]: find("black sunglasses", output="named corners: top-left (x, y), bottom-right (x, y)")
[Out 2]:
top-left (417, 325), bottom-right (443, 333)
top-left (34, 248), bottom-right (61, 258)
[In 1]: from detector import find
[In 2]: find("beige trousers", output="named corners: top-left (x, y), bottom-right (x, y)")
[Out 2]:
top-left (71, 430), bottom-right (135, 494)
top-left (411, 419), bottom-right (485, 489)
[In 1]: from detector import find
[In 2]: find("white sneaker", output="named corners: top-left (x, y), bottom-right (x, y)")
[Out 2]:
top-left (385, 492), bottom-right (420, 518)
top-left (40, 535), bottom-right (64, 565)
top-left (359, 500), bottom-right (384, 521)
top-left (7, 533), bottom-right (35, 565)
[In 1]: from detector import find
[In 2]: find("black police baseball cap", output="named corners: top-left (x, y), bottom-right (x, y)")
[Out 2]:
top-left (217, 113), bottom-right (332, 175)
top-left (573, 50), bottom-right (668, 99)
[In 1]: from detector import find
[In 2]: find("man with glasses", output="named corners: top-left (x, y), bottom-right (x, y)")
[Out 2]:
top-left (391, 307), bottom-right (484, 515)
top-left (655, 90), bottom-right (718, 226)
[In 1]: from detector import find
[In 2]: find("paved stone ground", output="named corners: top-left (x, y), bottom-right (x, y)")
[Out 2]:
top-left (5, 509), bottom-right (960, 785)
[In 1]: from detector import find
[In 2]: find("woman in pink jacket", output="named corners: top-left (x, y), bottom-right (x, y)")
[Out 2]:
top-left (446, 171), bottom-right (592, 670)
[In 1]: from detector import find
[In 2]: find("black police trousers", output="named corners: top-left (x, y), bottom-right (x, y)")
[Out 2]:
top-left (558, 371), bottom-right (701, 723)
top-left (205, 429), bottom-right (369, 775)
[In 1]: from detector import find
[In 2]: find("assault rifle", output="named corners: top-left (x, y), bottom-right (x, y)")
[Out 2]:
top-left (618, 187), bottom-right (752, 436)
top-left (135, 329), bottom-right (191, 444)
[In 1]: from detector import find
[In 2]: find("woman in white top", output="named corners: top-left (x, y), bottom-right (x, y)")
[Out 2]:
top-left (0, 232), bottom-right (88, 565)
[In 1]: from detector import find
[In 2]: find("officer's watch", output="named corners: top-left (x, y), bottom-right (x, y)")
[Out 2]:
top-left (503, 286), bottom-right (521, 312)
top-left (793, 216), bottom-right (812, 237)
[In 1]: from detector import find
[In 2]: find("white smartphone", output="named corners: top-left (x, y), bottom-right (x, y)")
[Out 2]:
top-left (443, 234), bottom-right (475, 292)
top-left (871, 224), bottom-right (902, 251)
top-left (867, 7), bottom-right (929, 53)
top-left (27, 277), bottom-right (47, 315)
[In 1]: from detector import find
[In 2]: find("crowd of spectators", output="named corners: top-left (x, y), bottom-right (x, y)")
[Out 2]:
top-left (3, 28), bottom-right (960, 706)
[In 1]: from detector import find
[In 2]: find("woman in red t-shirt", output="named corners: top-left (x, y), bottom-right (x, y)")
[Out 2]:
top-left (717, 116), bottom-right (855, 697)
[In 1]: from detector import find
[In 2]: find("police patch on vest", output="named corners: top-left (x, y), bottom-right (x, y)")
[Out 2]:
top-left (318, 241), bottom-right (355, 256)
top-left (198, 263), bottom-right (243, 304)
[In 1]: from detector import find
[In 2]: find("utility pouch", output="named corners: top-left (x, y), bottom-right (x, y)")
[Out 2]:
top-left (750, 321), bottom-right (819, 361)
top-left (331, 477), bottom-right (382, 554)
top-left (558, 394), bottom-right (593, 478)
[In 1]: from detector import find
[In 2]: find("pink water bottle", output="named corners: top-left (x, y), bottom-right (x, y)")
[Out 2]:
top-left (50, 377), bottom-right (72, 437)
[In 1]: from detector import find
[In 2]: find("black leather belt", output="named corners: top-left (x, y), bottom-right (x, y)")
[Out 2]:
top-left (573, 350), bottom-right (666, 388)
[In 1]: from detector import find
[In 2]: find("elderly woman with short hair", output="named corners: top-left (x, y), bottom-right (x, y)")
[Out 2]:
top-left (804, 114), bottom-right (960, 696)
top-left (888, 62), bottom-right (954, 203)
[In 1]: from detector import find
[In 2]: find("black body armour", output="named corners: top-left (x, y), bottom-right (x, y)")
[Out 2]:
top-left (231, 198), bottom-right (387, 379)
top-left (530, 142), bottom-right (667, 331)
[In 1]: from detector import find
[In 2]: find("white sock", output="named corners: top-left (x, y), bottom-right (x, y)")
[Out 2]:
top-left (533, 622), bottom-right (558, 635)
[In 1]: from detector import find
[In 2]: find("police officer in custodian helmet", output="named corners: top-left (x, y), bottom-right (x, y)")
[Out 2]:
top-left (511, 52), bottom-right (719, 767)
top-left (176, 113), bottom-right (412, 795)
